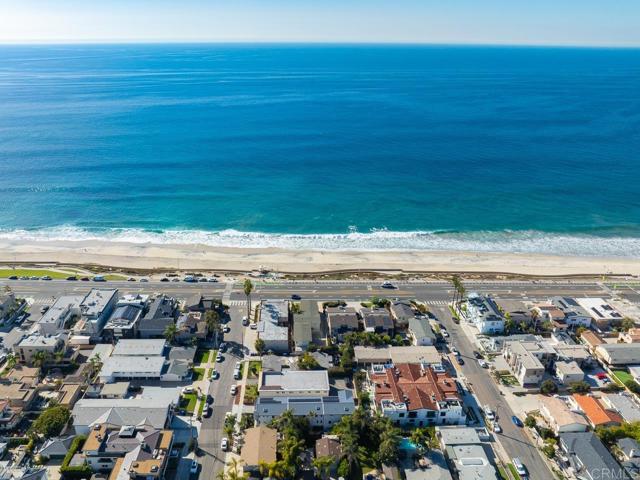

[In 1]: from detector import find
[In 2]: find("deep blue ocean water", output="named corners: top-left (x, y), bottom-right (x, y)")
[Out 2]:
top-left (1, 44), bottom-right (639, 255)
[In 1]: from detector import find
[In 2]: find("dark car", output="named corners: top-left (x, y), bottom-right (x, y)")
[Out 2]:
top-left (66, 275), bottom-right (77, 281)
top-left (291, 294), bottom-right (301, 300)
top-left (473, 350), bottom-right (482, 359)
top-left (160, 277), bottom-right (169, 282)
top-left (8, 275), bottom-right (18, 280)
top-left (456, 356), bottom-right (465, 366)
top-left (512, 415), bottom-right (523, 427)
top-left (203, 406), bottom-right (213, 418)
top-left (80, 277), bottom-right (90, 281)
top-left (206, 394), bottom-right (214, 405)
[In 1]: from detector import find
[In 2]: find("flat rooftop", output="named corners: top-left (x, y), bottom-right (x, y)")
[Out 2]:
top-left (80, 289), bottom-right (118, 317)
top-left (260, 370), bottom-right (329, 393)
top-left (111, 339), bottom-right (166, 357)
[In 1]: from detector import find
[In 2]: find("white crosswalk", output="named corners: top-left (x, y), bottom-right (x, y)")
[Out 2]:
top-left (423, 300), bottom-right (449, 305)
top-left (227, 300), bottom-right (247, 306)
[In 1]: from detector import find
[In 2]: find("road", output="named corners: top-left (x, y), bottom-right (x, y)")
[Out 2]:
top-left (197, 304), bottom-right (245, 479)
top-left (433, 305), bottom-right (550, 480)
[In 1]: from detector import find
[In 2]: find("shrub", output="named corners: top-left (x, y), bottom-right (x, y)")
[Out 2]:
top-left (328, 366), bottom-right (349, 378)
top-left (525, 415), bottom-right (537, 428)
top-left (29, 405), bottom-right (71, 438)
top-left (601, 383), bottom-right (625, 393)
top-left (60, 435), bottom-right (92, 479)
top-left (625, 379), bottom-right (640, 395)
top-left (540, 379), bottom-right (558, 394)
top-left (568, 381), bottom-right (591, 394)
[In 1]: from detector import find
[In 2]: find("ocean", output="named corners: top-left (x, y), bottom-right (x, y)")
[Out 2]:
top-left (0, 44), bottom-right (639, 256)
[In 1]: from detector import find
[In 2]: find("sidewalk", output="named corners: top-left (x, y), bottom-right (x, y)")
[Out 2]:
top-left (192, 348), bottom-right (216, 420)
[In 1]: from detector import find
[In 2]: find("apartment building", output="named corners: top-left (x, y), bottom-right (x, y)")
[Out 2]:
top-left (466, 294), bottom-right (504, 334)
top-left (257, 300), bottom-right (290, 353)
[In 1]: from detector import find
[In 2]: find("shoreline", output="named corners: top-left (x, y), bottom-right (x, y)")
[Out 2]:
top-left (0, 238), bottom-right (638, 277)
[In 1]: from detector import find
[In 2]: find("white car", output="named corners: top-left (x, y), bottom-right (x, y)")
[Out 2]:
top-left (478, 359), bottom-right (488, 368)
top-left (230, 384), bottom-right (238, 395)
top-left (223, 325), bottom-right (230, 333)
top-left (210, 370), bottom-right (220, 380)
top-left (250, 322), bottom-right (257, 330)
top-left (190, 460), bottom-right (199, 474)
top-left (441, 330), bottom-right (450, 338)
top-left (451, 346), bottom-right (459, 355)
top-left (484, 407), bottom-right (495, 421)
top-left (221, 437), bottom-right (229, 451)
top-left (182, 386), bottom-right (194, 394)
top-left (216, 353), bottom-right (223, 362)
top-left (512, 458), bottom-right (527, 478)
top-left (493, 421), bottom-right (502, 433)
top-left (242, 316), bottom-right (249, 326)
top-left (380, 281), bottom-right (396, 289)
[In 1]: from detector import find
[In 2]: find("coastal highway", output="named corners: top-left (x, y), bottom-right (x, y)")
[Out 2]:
top-left (0, 278), bottom-right (612, 306)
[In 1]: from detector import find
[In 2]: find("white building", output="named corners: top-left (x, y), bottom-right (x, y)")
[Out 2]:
top-left (539, 396), bottom-right (589, 434)
top-left (502, 340), bottom-right (556, 387)
top-left (37, 295), bottom-right (83, 335)
top-left (555, 361), bottom-right (584, 385)
top-left (466, 294), bottom-right (504, 334)
top-left (73, 289), bottom-right (119, 339)
top-left (257, 300), bottom-right (290, 353)
top-left (15, 333), bottom-right (67, 365)
top-left (575, 297), bottom-right (624, 330)
top-left (407, 317), bottom-right (436, 346)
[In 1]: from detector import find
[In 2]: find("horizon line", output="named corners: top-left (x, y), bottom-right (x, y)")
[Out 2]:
top-left (1, 39), bottom-right (640, 49)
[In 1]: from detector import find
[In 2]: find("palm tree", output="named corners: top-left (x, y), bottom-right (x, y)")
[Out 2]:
top-left (259, 460), bottom-right (289, 479)
top-left (205, 310), bottom-right (220, 336)
top-left (451, 275), bottom-right (460, 307)
top-left (218, 457), bottom-right (248, 480)
top-left (5, 353), bottom-right (17, 370)
top-left (243, 279), bottom-right (253, 321)
top-left (339, 433), bottom-right (368, 478)
top-left (530, 308), bottom-right (540, 332)
top-left (32, 350), bottom-right (47, 368)
top-left (313, 455), bottom-right (335, 479)
top-left (164, 323), bottom-right (178, 344)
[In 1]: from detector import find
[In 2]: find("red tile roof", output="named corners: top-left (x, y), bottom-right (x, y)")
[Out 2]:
top-left (572, 394), bottom-right (622, 427)
top-left (371, 363), bottom-right (459, 411)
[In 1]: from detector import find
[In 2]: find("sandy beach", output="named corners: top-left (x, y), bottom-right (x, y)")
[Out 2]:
top-left (0, 238), bottom-right (638, 276)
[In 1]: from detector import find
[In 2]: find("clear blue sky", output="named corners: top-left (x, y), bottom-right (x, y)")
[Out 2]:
top-left (1, 0), bottom-right (639, 46)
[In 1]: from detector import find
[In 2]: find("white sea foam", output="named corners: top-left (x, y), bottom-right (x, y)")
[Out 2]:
top-left (0, 226), bottom-right (639, 258)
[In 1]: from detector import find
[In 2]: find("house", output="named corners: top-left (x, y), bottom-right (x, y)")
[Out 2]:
top-left (502, 340), bottom-right (555, 387)
top-left (102, 304), bottom-right (143, 341)
top-left (494, 299), bottom-right (532, 326)
top-left (0, 292), bottom-right (20, 323)
top-left (112, 339), bottom-right (166, 357)
top-left (369, 363), bottom-right (465, 427)
top-left (71, 386), bottom-right (180, 434)
top-left (37, 435), bottom-right (76, 459)
top-left (617, 438), bottom-right (640, 480)
top-left (257, 300), bottom-right (290, 353)
top-left (389, 301), bottom-right (416, 329)
top-left (580, 330), bottom-right (604, 352)
top-left (0, 400), bottom-right (23, 432)
top-left (138, 296), bottom-right (177, 339)
top-left (56, 383), bottom-right (83, 409)
top-left (601, 393), bottom-right (640, 423)
top-left (97, 382), bottom-right (131, 399)
top-left (175, 312), bottom-right (208, 343)
top-left (0, 380), bottom-right (37, 409)
top-left (185, 294), bottom-right (221, 313)
top-left (549, 297), bottom-right (593, 328)
top-left (167, 346), bottom-right (197, 364)
top-left (539, 396), bottom-right (589, 434)
top-left (255, 370), bottom-right (355, 429)
top-left (575, 297), bottom-right (624, 330)
top-left (362, 308), bottom-right (394, 336)
top-left (595, 343), bottom-right (640, 367)
top-left (554, 361), bottom-right (584, 385)
top-left (408, 317), bottom-right (436, 346)
top-left (15, 333), bottom-right (67, 365)
top-left (353, 345), bottom-right (441, 367)
top-left (532, 304), bottom-right (567, 329)
top-left (559, 432), bottom-right (629, 480)
top-left (315, 436), bottom-right (342, 477)
top-left (36, 295), bottom-right (83, 335)
top-left (99, 356), bottom-right (166, 383)
top-left (240, 426), bottom-right (277, 474)
top-left (571, 394), bottom-right (623, 428)
top-left (620, 328), bottom-right (640, 344)
top-left (81, 422), bottom-right (173, 479)
top-left (73, 289), bottom-right (119, 339)
top-left (438, 427), bottom-right (499, 480)
top-left (326, 306), bottom-right (360, 341)
top-left (466, 294), bottom-right (504, 334)
top-left (293, 301), bottom-right (318, 352)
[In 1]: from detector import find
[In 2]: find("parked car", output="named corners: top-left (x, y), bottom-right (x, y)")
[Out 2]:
top-left (203, 406), bottom-right (212, 418)
top-left (456, 356), bottom-right (465, 366)
top-left (478, 359), bottom-right (488, 368)
top-left (172, 278), bottom-right (180, 282)
top-left (93, 275), bottom-right (106, 282)
top-left (183, 276), bottom-right (196, 283)
top-left (127, 277), bottom-right (136, 281)
top-left (473, 350), bottom-right (483, 359)
top-left (206, 394), bottom-right (214, 405)
top-left (160, 277), bottom-right (169, 282)
top-left (493, 421), bottom-right (502, 433)
top-left (66, 275), bottom-right (77, 281)
top-left (219, 342), bottom-right (227, 352)
top-left (230, 385), bottom-right (237, 395)
top-left (221, 437), bottom-right (229, 451)
top-left (512, 457), bottom-right (527, 478)
top-left (42, 275), bottom-right (52, 280)
top-left (512, 416), bottom-right (523, 427)
top-left (242, 316), bottom-right (249, 326)
top-left (30, 276), bottom-right (39, 280)
top-left (182, 386), bottom-right (194, 394)
top-left (140, 278), bottom-right (149, 282)
top-left (484, 407), bottom-right (495, 421)
top-left (223, 326), bottom-right (230, 333)
top-left (250, 322), bottom-right (257, 330)
top-left (380, 281), bottom-right (396, 289)
top-left (210, 370), bottom-right (220, 380)
top-left (40, 306), bottom-right (50, 314)
top-left (80, 277), bottom-right (90, 281)
top-left (190, 460), bottom-right (199, 474)
top-left (207, 277), bottom-right (218, 282)
top-left (8, 275), bottom-right (18, 280)
top-left (216, 353), bottom-right (223, 362)
top-left (291, 294), bottom-right (301, 300)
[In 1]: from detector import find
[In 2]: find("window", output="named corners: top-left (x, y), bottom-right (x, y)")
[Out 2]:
top-left (398, 413), bottom-right (405, 418)
top-left (408, 412), bottom-right (417, 418)
top-left (426, 411), bottom-right (435, 418)
top-left (440, 412), bottom-right (446, 416)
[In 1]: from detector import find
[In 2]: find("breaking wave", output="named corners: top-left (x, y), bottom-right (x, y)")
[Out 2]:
top-left (1, 226), bottom-right (640, 257)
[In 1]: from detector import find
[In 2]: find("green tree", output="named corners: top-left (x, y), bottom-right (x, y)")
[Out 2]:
top-left (621, 317), bottom-right (636, 332)
top-left (504, 317), bottom-right (516, 334)
top-left (524, 415), bottom-right (537, 428)
top-left (569, 381), bottom-right (591, 394)
top-left (217, 457), bottom-right (249, 480)
top-left (254, 338), bottom-right (266, 355)
top-left (298, 352), bottom-right (320, 370)
top-left (530, 308), bottom-right (540, 332)
top-left (243, 279), bottom-right (254, 321)
top-left (377, 425), bottom-right (401, 464)
top-left (32, 350), bottom-right (48, 368)
top-left (291, 302), bottom-right (302, 314)
top-left (205, 310), bottom-right (221, 336)
top-left (29, 405), bottom-right (71, 438)
top-left (164, 323), bottom-right (178, 344)
top-left (5, 352), bottom-right (17, 370)
top-left (313, 455), bottom-right (335, 479)
top-left (540, 379), bottom-right (558, 394)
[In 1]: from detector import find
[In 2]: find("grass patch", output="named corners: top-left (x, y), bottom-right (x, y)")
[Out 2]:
top-left (102, 274), bottom-right (128, 280)
top-left (180, 393), bottom-right (198, 413)
top-left (612, 370), bottom-right (633, 385)
top-left (195, 350), bottom-right (211, 364)
top-left (497, 466), bottom-right (510, 480)
top-left (197, 396), bottom-right (206, 417)
top-left (192, 368), bottom-right (205, 381)
top-left (499, 374), bottom-right (519, 386)
top-left (0, 269), bottom-right (72, 279)
top-left (246, 361), bottom-right (262, 379)
top-left (507, 463), bottom-right (519, 479)
top-left (243, 385), bottom-right (258, 405)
